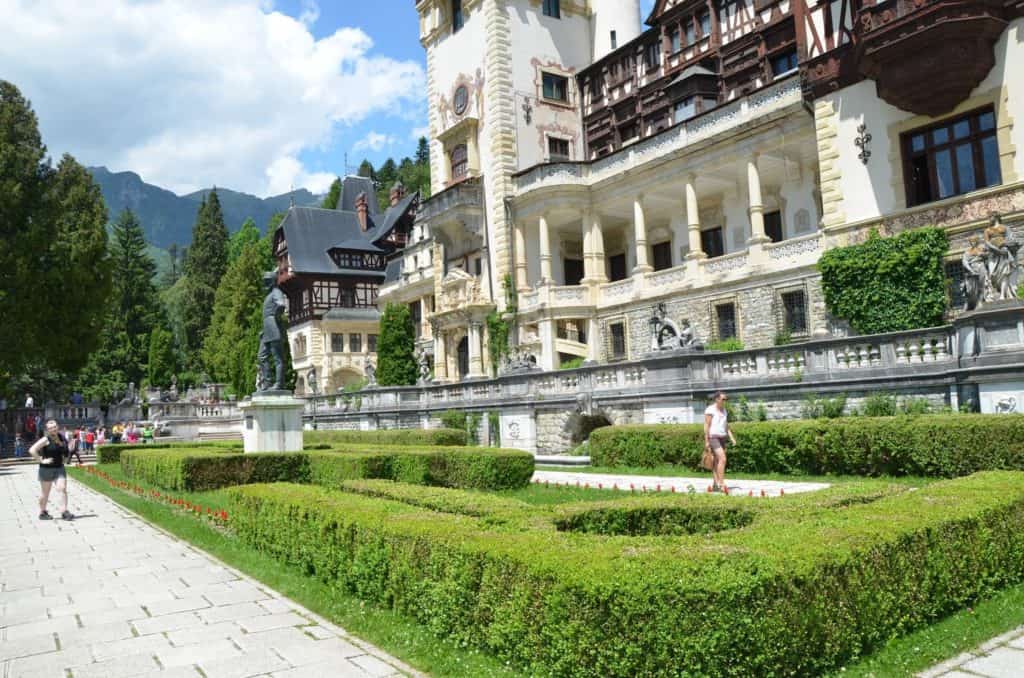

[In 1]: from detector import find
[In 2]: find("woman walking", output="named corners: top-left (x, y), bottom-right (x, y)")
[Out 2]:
top-left (704, 391), bottom-right (737, 493)
top-left (28, 420), bottom-right (74, 520)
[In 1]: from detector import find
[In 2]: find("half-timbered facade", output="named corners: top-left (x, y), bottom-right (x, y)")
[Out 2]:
top-left (383, 0), bottom-right (1023, 381)
top-left (275, 177), bottom-right (418, 393)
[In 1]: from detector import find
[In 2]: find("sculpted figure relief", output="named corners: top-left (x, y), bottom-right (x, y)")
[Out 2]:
top-left (962, 214), bottom-right (1021, 310)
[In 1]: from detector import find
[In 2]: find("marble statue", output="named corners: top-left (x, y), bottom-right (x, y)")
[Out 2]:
top-left (962, 214), bottom-right (1021, 310)
top-left (649, 303), bottom-right (703, 351)
top-left (256, 271), bottom-right (289, 392)
top-left (417, 350), bottom-right (431, 385)
top-left (365, 361), bottom-right (377, 387)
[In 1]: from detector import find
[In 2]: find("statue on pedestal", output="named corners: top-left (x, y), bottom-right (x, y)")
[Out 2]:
top-left (417, 350), bottom-right (431, 385)
top-left (256, 270), bottom-right (289, 392)
top-left (365, 361), bottom-right (377, 387)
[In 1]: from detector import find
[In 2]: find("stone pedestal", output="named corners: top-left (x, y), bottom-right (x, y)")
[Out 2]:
top-left (239, 392), bottom-right (304, 453)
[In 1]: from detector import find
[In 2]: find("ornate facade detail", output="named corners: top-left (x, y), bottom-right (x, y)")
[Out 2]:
top-left (767, 235), bottom-right (821, 260)
top-left (704, 252), bottom-right (749, 274)
top-left (962, 214), bottom-right (1022, 309)
top-left (854, 123), bottom-right (871, 164)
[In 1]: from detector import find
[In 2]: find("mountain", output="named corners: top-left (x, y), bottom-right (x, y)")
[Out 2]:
top-left (89, 167), bottom-right (321, 248)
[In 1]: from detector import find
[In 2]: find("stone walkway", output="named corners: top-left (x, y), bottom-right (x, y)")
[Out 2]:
top-left (0, 465), bottom-right (420, 678)
top-left (918, 625), bottom-right (1024, 678)
top-left (531, 469), bottom-right (830, 496)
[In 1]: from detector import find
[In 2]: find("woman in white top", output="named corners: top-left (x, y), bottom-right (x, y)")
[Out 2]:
top-left (704, 391), bottom-right (737, 493)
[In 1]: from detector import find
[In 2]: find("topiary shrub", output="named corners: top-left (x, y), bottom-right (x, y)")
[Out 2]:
top-left (305, 428), bottom-right (467, 447)
top-left (818, 227), bottom-right (949, 334)
top-left (377, 302), bottom-right (416, 386)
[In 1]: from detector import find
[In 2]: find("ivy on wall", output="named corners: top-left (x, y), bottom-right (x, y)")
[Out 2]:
top-left (818, 227), bottom-right (949, 334)
top-left (485, 273), bottom-right (518, 376)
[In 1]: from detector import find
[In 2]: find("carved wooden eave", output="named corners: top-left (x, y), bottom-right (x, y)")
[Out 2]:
top-left (857, 0), bottom-right (1009, 116)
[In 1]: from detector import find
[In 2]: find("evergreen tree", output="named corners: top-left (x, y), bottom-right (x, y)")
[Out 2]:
top-left (147, 326), bottom-right (176, 388)
top-left (377, 303), bottom-right (416, 386)
top-left (202, 238), bottom-right (272, 396)
top-left (357, 159), bottom-right (375, 180)
top-left (161, 242), bottom-right (182, 288)
top-left (0, 80), bottom-right (112, 388)
top-left (228, 217), bottom-right (260, 264)
top-left (321, 177), bottom-right (342, 209)
top-left (181, 189), bottom-right (229, 365)
top-left (415, 136), bottom-right (429, 165)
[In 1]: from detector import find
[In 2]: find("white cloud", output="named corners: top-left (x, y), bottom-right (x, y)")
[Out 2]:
top-left (0, 0), bottom-right (424, 197)
top-left (410, 125), bottom-right (430, 140)
top-left (298, 0), bottom-right (320, 27)
top-left (352, 131), bottom-right (398, 154)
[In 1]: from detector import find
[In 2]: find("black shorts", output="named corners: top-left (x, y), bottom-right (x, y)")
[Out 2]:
top-left (38, 466), bottom-right (67, 482)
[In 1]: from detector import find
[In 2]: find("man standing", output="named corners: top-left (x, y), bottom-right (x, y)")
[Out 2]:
top-left (257, 270), bottom-right (289, 392)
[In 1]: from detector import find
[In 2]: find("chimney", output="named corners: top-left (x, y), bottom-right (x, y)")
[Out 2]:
top-left (355, 192), bottom-right (368, 231)
top-left (389, 181), bottom-right (406, 207)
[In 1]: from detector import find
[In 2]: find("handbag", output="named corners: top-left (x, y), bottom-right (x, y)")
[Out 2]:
top-left (700, 445), bottom-right (715, 471)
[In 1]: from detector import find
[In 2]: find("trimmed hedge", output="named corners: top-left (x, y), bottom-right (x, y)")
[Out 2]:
top-left (97, 440), bottom-right (241, 465)
top-left (305, 428), bottom-right (467, 447)
top-left (226, 473), bottom-right (1024, 676)
top-left (119, 446), bottom-right (534, 491)
top-left (588, 415), bottom-right (1024, 476)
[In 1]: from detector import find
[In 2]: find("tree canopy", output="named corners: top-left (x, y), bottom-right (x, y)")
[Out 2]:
top-left (377, 303), bottom-right (417, 386)
top-left (180, 189), bottom-right (229, 365)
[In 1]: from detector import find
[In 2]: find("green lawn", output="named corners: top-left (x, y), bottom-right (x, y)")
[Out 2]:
top-left (72, 464), bottom-right (1024, 677)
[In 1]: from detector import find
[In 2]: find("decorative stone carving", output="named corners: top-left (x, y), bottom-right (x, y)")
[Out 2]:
top-left (417, 349), bottom-right (432, 385)
top-left (854, 123), bottom-right (872, 164)
top-left (364, 361), bottom-right (377, 387)
top-left (500, 346), bottom-right (539, 374)
top-left (962, 214), bottom-right (1021, 310)
top-left (648, 303), bottom-right (703, 352)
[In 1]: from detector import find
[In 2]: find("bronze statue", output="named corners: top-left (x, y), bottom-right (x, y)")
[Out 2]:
top-left (257, 270), bottom-right (289, 392)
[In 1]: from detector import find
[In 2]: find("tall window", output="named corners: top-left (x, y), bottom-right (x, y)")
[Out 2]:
top-left (684, 18), bottom-right (696, 45)
top-left (771, 50), bottom-right (798, 76)
top-left (669, 27), bottom-right (681, 53)
top-left (610, 30), bottom-right (617, 49)
top-left (764, 211), bottom-right (784, 242)
top-left (331, 333), bottom-right (345, 353)
top-left (904, 108), bottom-right (1001, 207)
top-left (643, 42), bottom-right (660, 71)
top-left (450, 144), bottom-right (468, 181)
top-left (349, 334), bottom-right (362, 353)
top-left (651, 241), bottom-right (672, 271)
top-left (780, 290), bottom-right (807, 335)
top-left (368, 334), bottom-right (378, 353)
top-left (609, 322), bottom-right (627, 359)
top-left (542, 72), bottom-right (568, 102)
top-left (699, 12), bottom-right (711, 37)
top-left (548, 137), bottom-right (570, 161)
top-left (715, 303), bottom-right (738, 341)
top-left (452, 0), bottom-right (463, 32)
top-left (542, 0), bottom-right (560, 18)
top-left (564, 258), bottom-right (584, 286)
top-left (701, 227), bottom-right (725, 258)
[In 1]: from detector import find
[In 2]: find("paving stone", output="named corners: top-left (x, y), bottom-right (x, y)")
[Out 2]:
top-left (49, 596), bottom-right (117, 617)
top-left (197, 601), bottom-right (267, 624)
top-left (202, 581), bottom-right (269, 606)
top-left (78, 604), bottom-right (148, 626)
top-left (199, 646), bottom-right (291, 678)
top-left (145, 594), bottom-right (211, 616)
top-left (303, 625), bottom-right (336, 640)
top-left (1007, 634), bottom-right (1024, 651)
top-left (350, 653), bottom-right (404, 677)
top-left (960, 648), bottom-right (1024, 677)
top-left (236, 612), bottom-right (308, 633)
top-left (4, 612), bottom-right (79, 640)
top-left (270, 659), bottom-right (371, 678)
top-left (257, 598), bottom-right (294, 614)
top-left (70, 651), bottom-right (162, 678)
top-left (90, 633), bottom-right (173, 662)
top-left (132, 610), bottom-right (202, 636)
top-left (4, 645), bottom-right (93, 678)
top-left (57, 620), bottom-right (135, 649)
top-left (156, 637), bottom-right (242, 668)
top-left (0, 631), bottom-right (58, 661)
top-left (166, 621), bottom-right (243, 647)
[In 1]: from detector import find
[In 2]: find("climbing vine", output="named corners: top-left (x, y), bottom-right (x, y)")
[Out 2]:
top-left (486, 274), bottom-right (518, 376)
top-left (818, 227), bottom-right (949, 334)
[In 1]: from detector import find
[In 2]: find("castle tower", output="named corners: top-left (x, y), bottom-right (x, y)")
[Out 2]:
top-left (590, 0), bottom-right (642, 61)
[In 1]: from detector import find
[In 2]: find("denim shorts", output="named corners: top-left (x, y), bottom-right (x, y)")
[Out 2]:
top-left (38, 466), bottom-right (67, 482)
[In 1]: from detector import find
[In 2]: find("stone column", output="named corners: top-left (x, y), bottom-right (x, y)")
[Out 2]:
top-left (537, 318), bottom-right (556, 371)
top-left (539, 213), bottom-right (553, 284)
top-left (585, 315), bottom-right (601, 363)
top-left (581, 213), bottom-right (593, 282)
top-left (468, 321), bottom-right (485, 378)
top-left (632, 194), bottom-right (652, 274)
top-left (514, 221), bottom-right (528, 291)
top-left (590, 213), bottom-right (607, 283)
top-left (432, 322), bottom-right (448, 382)
top-left (684, 174), bottom-right (705, 260)
top-left (747, 153), bottom-right (769, 245)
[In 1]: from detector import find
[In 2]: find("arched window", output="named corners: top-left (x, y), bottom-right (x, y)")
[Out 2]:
top-left (452, 0), bottom-right (463, 32)
top-left (450, 144), bottom-right (468, 181)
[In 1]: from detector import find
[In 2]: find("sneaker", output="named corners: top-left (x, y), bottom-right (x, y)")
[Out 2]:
top-left (39, 511), bottom-right (52, 520)
top-left (61, 511), bottom-right (74, 521)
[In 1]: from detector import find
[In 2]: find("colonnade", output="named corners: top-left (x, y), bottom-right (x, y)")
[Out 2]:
top-left (512, 154), bottom-right (770, 290)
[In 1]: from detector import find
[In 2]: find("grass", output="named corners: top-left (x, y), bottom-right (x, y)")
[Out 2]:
top-left (69, 465), bottom-right (520, 678)
top-left (71, 464), bottom-right (1024, 677)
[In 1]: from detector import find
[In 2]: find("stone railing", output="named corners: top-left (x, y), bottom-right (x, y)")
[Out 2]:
top-left (149, 402), bottom-right (242, 420)
top-left (702, 250), bottom-right (749, 275)
top-left (415, 177), bottom-right (482, 223)
top-left (765, 232), bottom-right (822, 261)
top-left (600, 277), bottom-right (635, 303)
top-left (512, 77), bottom-right (802, 196)
top-left (301, 320), bottom-right (1019, 420)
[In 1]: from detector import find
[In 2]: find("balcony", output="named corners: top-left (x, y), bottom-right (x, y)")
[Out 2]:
top-left (416, 177), bottom-right (483, 226)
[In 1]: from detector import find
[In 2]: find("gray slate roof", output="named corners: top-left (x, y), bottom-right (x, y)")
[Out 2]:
top-left (340, 175), bottom-right (378, 215)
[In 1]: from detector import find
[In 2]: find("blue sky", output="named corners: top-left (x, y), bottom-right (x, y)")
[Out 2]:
top-left (1, 0), bottom-right (656, 197)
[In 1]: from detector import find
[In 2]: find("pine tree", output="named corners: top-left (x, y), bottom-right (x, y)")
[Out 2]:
top-left (377, 303), bottom-right (416, 386)
top-left (202, 238), bottom-right (272, 396)
top-left (147, 326), bottom-right (177, 388)
top-left (357, 159), bottom-right (375, 180)
top-left (321, 177), bottom-right (342, 209)
top-left (415, 136), bottom-right (429, 165)
top-left (181, 189), bottom-right (229, 365)
top-left (228, 217), bottom-right (260, 264)
top-left (0, 80), bottom-right (112, 387)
